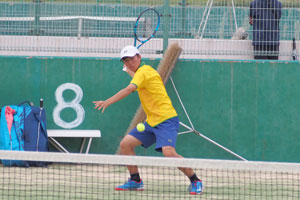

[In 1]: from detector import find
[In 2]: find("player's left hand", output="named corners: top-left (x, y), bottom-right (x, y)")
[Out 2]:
top-left (93, 100), bottom-right (109, 113)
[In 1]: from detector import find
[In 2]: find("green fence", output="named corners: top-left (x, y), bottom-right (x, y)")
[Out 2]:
top-left (0, 3), bottom-right (298, 40)
top-left (0, 0), bottom-right (299, 58)
top-left (1, 56), bottom-right (300, 162)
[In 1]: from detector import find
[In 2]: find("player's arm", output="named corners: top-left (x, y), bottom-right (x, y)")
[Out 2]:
top-left (93, 83), bottom-right (137, 113)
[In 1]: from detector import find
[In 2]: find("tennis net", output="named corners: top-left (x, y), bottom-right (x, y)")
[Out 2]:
top-left (0, 150), bottom-right (300, 199)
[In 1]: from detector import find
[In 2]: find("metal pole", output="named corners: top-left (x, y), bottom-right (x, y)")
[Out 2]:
top-left (196, 0), bottom-right (214, 39)
top-left (181, 0), bottom-right (186, 36)
top-left (163, 0), bottom-right (170, 53)
top-left (180, 122), bottom-right (248, 161)
top-left (231, 0), bottom-right (238, 30)
top-left (170, 75), bottom-right (247, 161)
top-left (33, 0), bottom-right (41, 35)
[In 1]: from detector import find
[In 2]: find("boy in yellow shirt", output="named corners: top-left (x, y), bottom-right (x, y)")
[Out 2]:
top-left (93, 45), bottom-right (202, 195)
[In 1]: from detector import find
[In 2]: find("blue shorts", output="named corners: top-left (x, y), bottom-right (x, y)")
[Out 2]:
top-left (129, 117), bottom-right (179, 152)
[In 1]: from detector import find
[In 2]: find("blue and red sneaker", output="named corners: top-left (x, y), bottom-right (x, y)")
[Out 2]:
top-left (188, 180), bottom-right (203, 195)
top-left (115, 179), bottom-right (144, 191)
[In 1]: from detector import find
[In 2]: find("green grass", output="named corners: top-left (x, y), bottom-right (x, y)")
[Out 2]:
top-left (1, 164), bottom-right (299, 200)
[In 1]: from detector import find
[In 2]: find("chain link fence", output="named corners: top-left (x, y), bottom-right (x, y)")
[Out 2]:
top-left (0, 0), bottom-right (299, 59)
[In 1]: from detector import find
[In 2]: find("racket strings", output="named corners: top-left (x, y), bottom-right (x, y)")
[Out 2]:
top-left (136, 10), bottom-right (159, 41)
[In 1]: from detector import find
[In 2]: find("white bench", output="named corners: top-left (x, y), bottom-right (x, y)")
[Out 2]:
top-left (47, 129), bottom-right (101, 154)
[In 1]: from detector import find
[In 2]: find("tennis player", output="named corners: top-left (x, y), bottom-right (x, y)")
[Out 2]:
top-left (93, 45), bottom-right (203, 195)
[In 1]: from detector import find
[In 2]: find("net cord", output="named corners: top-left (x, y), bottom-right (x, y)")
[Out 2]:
top-left (1, 150), bottom-right (300, 173)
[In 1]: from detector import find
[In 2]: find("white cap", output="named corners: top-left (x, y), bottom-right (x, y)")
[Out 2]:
top-left (120, 45), bottom-right (140, 60)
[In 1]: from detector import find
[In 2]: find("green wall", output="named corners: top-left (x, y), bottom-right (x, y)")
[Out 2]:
top-left (1, 56), bottom-right (300, 162)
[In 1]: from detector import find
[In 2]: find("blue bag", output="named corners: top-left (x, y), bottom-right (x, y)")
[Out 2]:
top-left (0, 100), bottom-right (50, 167)
top-left (23, 102), bottom-right (50, 167)
top-left (0, 105), bottom-right (26, 166)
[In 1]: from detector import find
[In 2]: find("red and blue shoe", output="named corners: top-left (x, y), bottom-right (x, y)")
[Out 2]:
top-left (188, 180), bottom-right (203, 195)
top-left (115, 179), bottom-right (144, 191)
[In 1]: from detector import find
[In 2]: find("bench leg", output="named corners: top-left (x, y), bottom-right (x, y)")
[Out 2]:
top-left (80, 138), bottom-right (87, 153)
top-left (79, 138), bottom-right (93, 154)
top-left (49, 137), bottom-right (70, 153)
top-left (85, 138), bottom-right (93, 154)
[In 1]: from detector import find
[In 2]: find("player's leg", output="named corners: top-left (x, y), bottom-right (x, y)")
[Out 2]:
top-left (115, 135), bottom-right (144, 191)
top-left (115, 124), bottom-right (156, 191)
top-left (162, 146), bottom-right (203, 195)
top-left (154, 117), bottom-right (203, 195)
top-left (162, 146), bottom-right (195, 177)
top-left (119, 135), bottom-right (141, 174)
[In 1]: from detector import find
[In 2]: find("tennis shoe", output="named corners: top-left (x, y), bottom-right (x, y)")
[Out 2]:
top-left (115, 179), bottom-right (144, 191)
top-left (188, 180), bottom-right (203, 195)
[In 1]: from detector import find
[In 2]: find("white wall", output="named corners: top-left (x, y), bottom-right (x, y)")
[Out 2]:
top-left (0, 36), bottom-right (298, 61)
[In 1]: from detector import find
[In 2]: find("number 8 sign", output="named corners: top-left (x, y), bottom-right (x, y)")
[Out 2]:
top-left (53, 83), bottom-right (85, 129)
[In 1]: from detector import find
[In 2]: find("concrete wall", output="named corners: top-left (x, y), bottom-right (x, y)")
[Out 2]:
top-left (0, 36), bottom-right (299, 61)
top-left (1, 56), bottom-right (300, 162)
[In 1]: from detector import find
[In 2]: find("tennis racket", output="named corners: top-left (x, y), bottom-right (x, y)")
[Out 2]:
top-left (134, 8), bottom-right (160, 49)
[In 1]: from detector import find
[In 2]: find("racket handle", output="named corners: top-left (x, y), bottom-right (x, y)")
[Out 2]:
top-left (40, 98), bottom-right (43, 108)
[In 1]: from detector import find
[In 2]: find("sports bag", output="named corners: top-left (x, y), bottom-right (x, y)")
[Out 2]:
top-left (0, 100), bottom-right (50, 167)
top-left (23, 100), bottom-right (50, 167)
top-left (0, 105), bottom-right (26, 166)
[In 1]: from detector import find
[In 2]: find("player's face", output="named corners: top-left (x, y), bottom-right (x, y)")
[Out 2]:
top-left (122, 54), bottom-right (141, 72)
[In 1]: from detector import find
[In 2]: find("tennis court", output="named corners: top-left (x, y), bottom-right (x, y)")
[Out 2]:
top-left (0, 0), bottom-right (300, 199)
top-left (1, 151), bottom-right (300, 199)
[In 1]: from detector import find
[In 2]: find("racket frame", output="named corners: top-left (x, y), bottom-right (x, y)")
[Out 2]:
top-left (134, 8), bottom-right (160, 49)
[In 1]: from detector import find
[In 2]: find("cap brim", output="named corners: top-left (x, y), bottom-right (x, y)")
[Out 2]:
top-left (120, 53), bottom-right (137, 61)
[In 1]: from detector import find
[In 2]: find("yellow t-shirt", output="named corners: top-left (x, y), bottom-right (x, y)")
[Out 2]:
top-left (130, 64), bottom-right (177, 127)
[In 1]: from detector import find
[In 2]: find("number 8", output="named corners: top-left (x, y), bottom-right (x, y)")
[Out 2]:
top-left (53, 83), bottom-right (85, 129)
